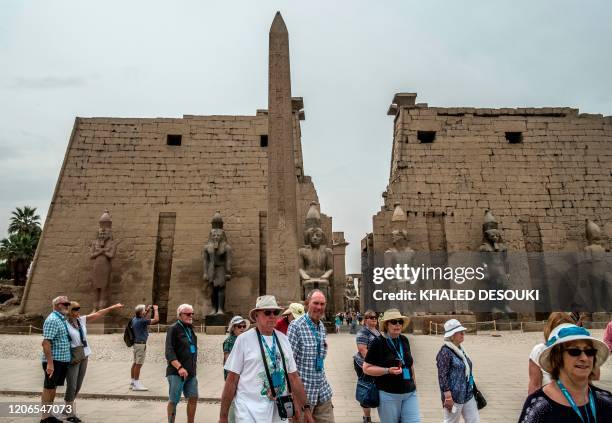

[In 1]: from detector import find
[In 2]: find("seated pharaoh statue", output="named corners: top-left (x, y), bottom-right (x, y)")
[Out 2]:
top-left (384, 229), bottom-right (416, 283)
top-left (298, 202), bottom-right (333, 300)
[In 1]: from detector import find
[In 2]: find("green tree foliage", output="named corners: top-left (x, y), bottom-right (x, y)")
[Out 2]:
top-left (8, 206), bottom-right (42, 238)
top-left (0, 206), bottom-right (42, 285)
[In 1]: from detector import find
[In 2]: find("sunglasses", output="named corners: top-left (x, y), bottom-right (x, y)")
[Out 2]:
top-left (565, 348), bottom-right (597, 357)
top-left (235, 324), bottom-right (247, 329)
top-left (262, 310), bottom-right (281, 316)
top-left (60, 302), bottom-right (71, 307)
top-left (71, 307), bottom-right (81, 311)
top-left (365, 316), bottom-right (377, 320)
top-left (181, 312), bottom-right (194, 316)
top-left (387, 319), bottom-right (403, 326)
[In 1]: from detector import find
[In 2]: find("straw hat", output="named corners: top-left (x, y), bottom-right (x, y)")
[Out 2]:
top-left (379, 308), bottom-right (410, 331)
top-left (443, 319), bottom-right (467, 339)
top-left (282, 303), bottom-right (305, 320)
top-left (227, 315), bottom-right (250, 333)
top-left (248, 295), bottom-right (283, 322)
top-left (539, 323), bottom-right (609, 374)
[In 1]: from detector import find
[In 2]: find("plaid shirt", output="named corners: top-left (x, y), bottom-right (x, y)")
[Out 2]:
top-left (287, 315), bottom-right (332, 406)
top-left (41, 311), bottom-right (71, 363)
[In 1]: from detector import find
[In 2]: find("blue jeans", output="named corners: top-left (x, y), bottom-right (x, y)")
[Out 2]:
top-left (167, 375), bottom-right (198, 403)
top-left (378, 390), bottom-right (420, 423)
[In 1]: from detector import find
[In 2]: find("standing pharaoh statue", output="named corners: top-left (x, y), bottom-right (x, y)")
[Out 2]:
top-left (344, 276), bottom-right (359, 312)
top-left (203, 211), bottom-right (232, 315)
top-left (478, 210), bottom-right (511, 313)
top-left (581, 219), bottom-right (611, 311)
top-left (90, 210), bottom-right (117, 311)
top-left (298, 202), bottom-right (333, 300)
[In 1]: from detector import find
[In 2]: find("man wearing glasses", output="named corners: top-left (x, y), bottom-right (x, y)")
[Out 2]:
top-left (220, 295), bottom-right (313, 423)
top-left (40, 295), bottom-right (72, 423)
top-left (165, 304), bottom-right (198, 423)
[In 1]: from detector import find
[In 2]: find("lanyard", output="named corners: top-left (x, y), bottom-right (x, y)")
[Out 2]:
top-left (557, 380), bottom-right (597, 423)
top-left (260, 334), bottom-right (278, 369)
top-left (71, 318), bottom-right (87, 347)
top-left (304, 315), bottom-right (322, 358)
top-left (386, 336), bottom-right (405, 366)
top-left (53, 311), bottom-right (71, 343)
top-left (177, 321), bottom-right (196, 348)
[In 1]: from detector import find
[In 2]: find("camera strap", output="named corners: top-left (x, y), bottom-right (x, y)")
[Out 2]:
top-left (256, 328), bottom-right (293, 397)
top-left (276, 332), bottom-right (292, 394)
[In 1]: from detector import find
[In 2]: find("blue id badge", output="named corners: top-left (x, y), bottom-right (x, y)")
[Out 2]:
top-left (315, 356), bottom-right (324, 371)
top-left (402, 368), bottom-right (411, 380)
top-left (271, 371), bottom-right (284, 388)
top-left (190, 344), bottom-right (196, 354)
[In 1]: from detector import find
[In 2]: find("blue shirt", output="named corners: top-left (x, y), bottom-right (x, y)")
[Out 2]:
top-left (436, 345), bottom-right (474, 404)
top-left (132, 317), bottom-right (150, 342)
top-left (42, 311), bottom-right (71, 363)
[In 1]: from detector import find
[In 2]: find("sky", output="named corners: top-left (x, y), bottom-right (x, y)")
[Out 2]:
top-left (1, 0), bottom-right (611, 273)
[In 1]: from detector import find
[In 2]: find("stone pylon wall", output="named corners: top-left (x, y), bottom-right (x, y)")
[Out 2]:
top-left (23, 112), bottom-right (323, 322)
top-left (372, 98), bottom-right (612, 254)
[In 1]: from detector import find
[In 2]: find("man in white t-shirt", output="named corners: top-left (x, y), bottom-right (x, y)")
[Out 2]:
top-left (220, 295), bottom-right (313, 423)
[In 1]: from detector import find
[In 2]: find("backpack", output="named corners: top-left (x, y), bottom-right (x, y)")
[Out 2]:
top-left (124, 318), bottom-right (135, 347)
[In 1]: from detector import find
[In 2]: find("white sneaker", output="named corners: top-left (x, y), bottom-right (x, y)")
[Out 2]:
top-left (132, 380), bottom-right (148, 391)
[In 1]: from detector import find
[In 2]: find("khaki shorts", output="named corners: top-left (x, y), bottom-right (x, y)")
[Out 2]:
top-left (133, 343), bottom-right (146, 364)
top-left (298, 400), bottom-right (334, 423)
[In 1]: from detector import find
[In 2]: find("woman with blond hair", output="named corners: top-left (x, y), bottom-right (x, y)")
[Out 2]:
top-left (528, 312), bottom-right (576, 395)
top-left (363, 309), bottom-right (420, 422)
top-left (63, 301), bottom-right (123, 422)
top-left (519, 323), bottom-right (611, 422)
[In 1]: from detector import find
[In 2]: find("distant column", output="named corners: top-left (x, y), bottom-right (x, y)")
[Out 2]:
top-left (266, 12), bottom-right (301, 303)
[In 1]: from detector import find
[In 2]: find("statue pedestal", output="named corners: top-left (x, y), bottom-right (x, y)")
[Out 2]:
top-left (303, 279), bottom-right (330, 300)
top-left (205, 313), bottom-right (232, 335)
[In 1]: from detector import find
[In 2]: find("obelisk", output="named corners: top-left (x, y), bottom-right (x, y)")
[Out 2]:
top-left (266, 12), bottom-right (301, 303)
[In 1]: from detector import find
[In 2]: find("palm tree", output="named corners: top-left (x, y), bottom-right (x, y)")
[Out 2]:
top-left (8, 206), bottom-right (41, 238)
top-left (1, 206), bottom-right (42, 285)
top-left (0, 233), bottom-right (38, 285)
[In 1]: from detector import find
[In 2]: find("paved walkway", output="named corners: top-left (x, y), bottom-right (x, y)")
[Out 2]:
top-left (0, 330), bottom-right (610, 422)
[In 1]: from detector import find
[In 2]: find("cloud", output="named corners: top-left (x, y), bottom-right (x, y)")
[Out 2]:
top-left (8, 76), bottom-right (88, 90)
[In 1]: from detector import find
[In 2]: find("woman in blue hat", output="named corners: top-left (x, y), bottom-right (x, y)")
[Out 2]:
top-left (519, 323), bottom-right (611, 422)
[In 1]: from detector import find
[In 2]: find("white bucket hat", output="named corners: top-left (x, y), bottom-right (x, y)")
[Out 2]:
top-left (227, 315), bottom-right (250, 333)
top-left (538, 323), bottom-right (609, 374)
top-left (248, 295), bottom-right (283, 322)
top-left (444, 319), bottom-right (467, 338)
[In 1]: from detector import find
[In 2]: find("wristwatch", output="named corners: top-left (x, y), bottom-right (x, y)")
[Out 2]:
top-left (302, 404), bottom-right (311, 412)
top-left (385, 367), bottom-right (390, 375)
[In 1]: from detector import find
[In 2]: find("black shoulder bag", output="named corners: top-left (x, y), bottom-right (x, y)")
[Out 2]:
top-left (444, 345), bottom-right (486, 410)
top-left (256, 329), bottom-right (295, 420)
top-left (473, 383), bottom-right (487, 410)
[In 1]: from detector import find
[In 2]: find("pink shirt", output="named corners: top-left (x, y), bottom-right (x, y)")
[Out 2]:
top-left (604, 321), bottom-right (612, 352)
